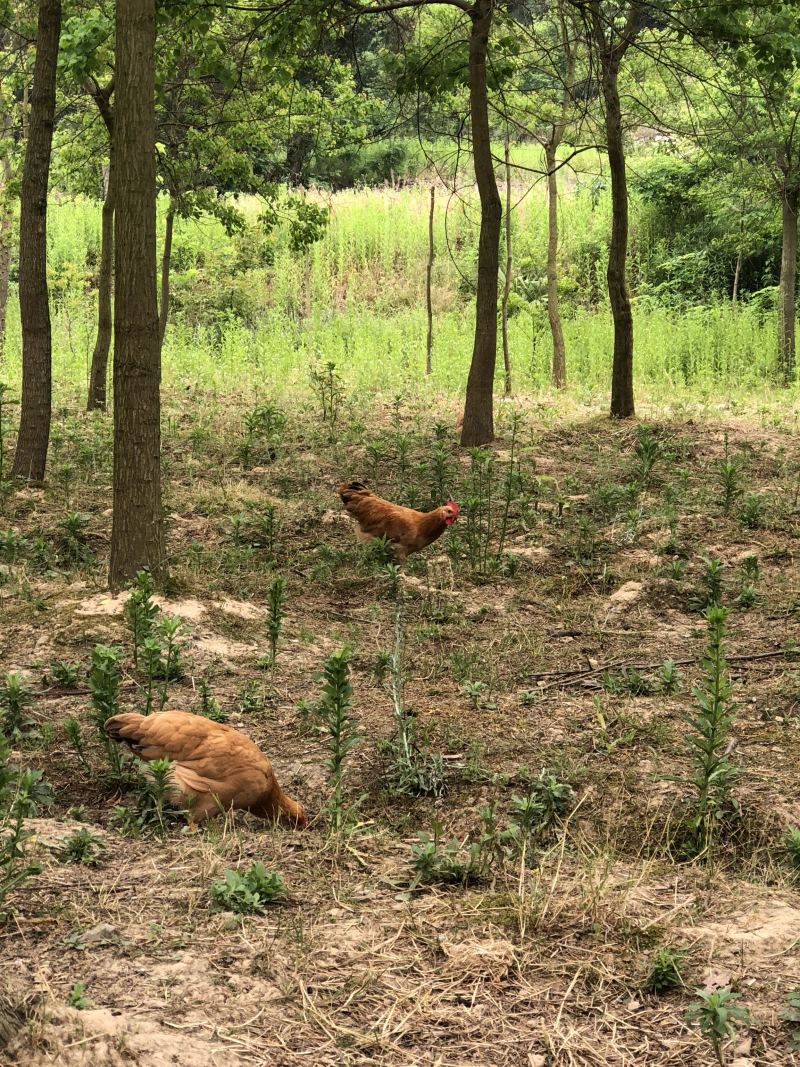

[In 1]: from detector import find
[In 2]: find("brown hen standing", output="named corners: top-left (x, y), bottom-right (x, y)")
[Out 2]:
top-left (104, 711), bottom-right (306, 827)
top-left (338, 481), bottom-right (460, 562)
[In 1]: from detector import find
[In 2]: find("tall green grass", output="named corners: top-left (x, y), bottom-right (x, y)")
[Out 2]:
top-left (0, 178), bottom-right (794, 410)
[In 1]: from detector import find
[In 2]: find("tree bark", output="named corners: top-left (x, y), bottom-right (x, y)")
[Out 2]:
top-left (0, 153), bottom-right (12, 364)
top-left (501, 138), bottom-right (512, 395)
top-left (460, 0), bottom-right (501, 447)
top-left (425, 184), bottom-right (435, 375)
top-left (778, 185), bottom-right (797, 385)
top-left (87, 159), bottom-right (114, 410)
top-left (546, 143), bottom-right (566, 389)
top-left (732, 249), bottom-right (742, 305)
top-left (158, 199), bottom-right (175, 349)
top-left (109, 0), bottom-right (163, 589)
top-left (85, 78), bottom-right (115, 412)
top-left (11, 0), bottom-right (60, 482)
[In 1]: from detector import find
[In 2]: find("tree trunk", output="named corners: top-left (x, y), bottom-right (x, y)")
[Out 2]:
top-left (425, 184), bottom-right (434, 375)
top-left (546, 143), bottom-right (566, 389)
top-left (87, 159), bottom-right (114, 410)
top-left (601, 56), bottom-right (635, 418)
top-left (158, 199), bottom-right (175, 349)
top-left (501, 139), bottom-right (512, 395)
top-left (460, 0), bottom-right (501, 447)
top-left (732, 249), bottom-right (742, 305)
top-left (778, 186), bottom-right (797, 385)
top-left (11, 0), bottom-right (60, 483)
top-left (0, 154), bottom-right (12, 364)
top-left (109, 0), bottom-right (163, 589)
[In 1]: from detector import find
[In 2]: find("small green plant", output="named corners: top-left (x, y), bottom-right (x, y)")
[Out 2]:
top-left (264, 575), bottom-right (286, 669)
top-left (461, 679), bottom-right (489, 709)
top-left (632, 423), bottom-right (661, 484)
top-left (739, 492), bottom-right (765, 529)
top-left (209, 862), bottom-right (287, 914)
top-left (57, 827), bottom-right (105, 867)
top-left (643, 946), bottom-right (686, 993)
top-left (57, 512), bottom-right (93, 566)
top-left (317, 648), bottom-right (361, 830)
top-left (63, 717), bottom-right (92, 773)
top-left (66, 982), bottom-right (90, 1010)
top-left (237, 679), bottom-right (264, 714)
top-left (717, 435), bottom-right (743, 513)
top-left (685, 986), bottom-right (750, 1066)
top-left (658, 659), bottom-right (682, 695)
top-left (0, 731), bottom-right (51, 914)
top-left (43, 660), bottom-right (81, 689)
top-left (678, 607), bottom-right (740, 858)
top-left (88, 645), bottom-right (126, 779)
top-left (309, 360), bottom-right (344, 425)
top-left (600, 667), bottom-right (654, 696)
top-left (409, 820), bottom-right (485, 888)
top-left (690, 556), bottom-right (725, 612)
top-left (124, 571), bottom-right (159, 669)
top-left (779, 989), bottom-right (800, 1049)
top-left (0, 673), bottom-right (34, 742)
top-left (783, 826), bottom-right (800, 871)
top-left (113, 758), bottom-right (184, 838)
top-left (194, 678), bottom-right (227, 722)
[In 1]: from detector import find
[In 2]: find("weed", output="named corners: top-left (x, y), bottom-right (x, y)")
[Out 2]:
top-left (461, 680), bottom-right (490, 709)
top-left (717, 436), bottom-right (743, 513)
top-left (783, 826), bottom-right (800, 871)
top-left (658, 659), bottom-right (682, 695)
top-left (0, 673), bottom-right (35, 742)
top-left (264, 575), bottom-right (286, 669)
top-left (685, 986), bottom-right (750, 1066)
top-left (310, 360), bottom-right (344, 425)
top-left (210, 862), bottom-right (287, 913)
top-left (57, 828), bottom-right (105, 867)
top-left (0, 731), bottom-right (51, 914)
top-left (237, 679), bottom-right (264, 714)
top-left (66, 982), bottom-right (90, 1010)
top-left (43, 661), bottom-right (81, 689)
top-left (739, 492), bottom-right (765, 528)
top-left (57, 512), bottom-right (92, 566)
top-left (677, 607), bottom-right (740, 858)
top-left (601, 667), bottom-right (654, 696)
top-left (124, 571), bottom-right (159, 669)
top-left (87, 645), bottom-right (125, 779)
top-left (632, 424), bottom-right (661, 484)
top-left (113, 758), bottom-right (185, 838)
top-left (194, 678), bottom-right (227, 722)
top-left (644, 946), bottom-right (686, 993)
top-left (317, 648), bottom-right (361, 830)
top-left (63, 718), bottom-right (92, 773)
top-left (779, 989), bottom-right (800, 1050)
top-left (690, 556), bottom-right (725, 612)
top-left (409, 820), bottom-right (485, 888)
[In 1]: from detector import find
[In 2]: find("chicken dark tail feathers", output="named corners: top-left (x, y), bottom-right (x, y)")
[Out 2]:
top-left (339, 480), bottom-right (370, 502)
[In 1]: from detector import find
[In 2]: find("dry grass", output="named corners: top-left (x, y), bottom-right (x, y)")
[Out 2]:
top-left (2, 392), bottom-right (800, 1066)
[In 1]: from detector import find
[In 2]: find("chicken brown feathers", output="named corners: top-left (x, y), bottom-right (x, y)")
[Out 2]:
top-left (338, 482), bottom-right (460, 561)
top-left (104, 711), bottom-right (306, 828)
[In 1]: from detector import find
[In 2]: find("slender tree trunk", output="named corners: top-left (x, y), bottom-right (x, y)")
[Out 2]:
top-left (425, 184), bottom-right (435, 375)
top-left (546, 143), bottom-right (566, 389)
top-left (11, 0), bottom-right (61, 483)
top-left (460, 0), bottom-right (501, 447)
top-left (109, 0), bottom-right (163, 589)
top-left (778, 186), bottom-right (797, 385)
top-left (87, 159), bottom-right (114, 410)
top-left (158, 199), bottom-right (175, 349)
top-left (500, 139), bottom-right (512, 395)
top-left (732, 249), bottom-right (742, 305)
top-left (601, 57), bottom-right (635, 418)
top-left (0, 154), bottom-right (12, 364)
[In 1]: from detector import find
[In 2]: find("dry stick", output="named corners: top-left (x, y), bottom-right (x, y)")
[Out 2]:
top-left (425, 185), bottom-right (434, 376)
top-left (501, 137), bottom-right (512, 396)
top-left (530, 648), bottom-right (794, 691)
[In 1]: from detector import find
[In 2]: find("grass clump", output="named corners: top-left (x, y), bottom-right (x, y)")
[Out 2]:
top-left (643, 946), bottom-right (686, 993)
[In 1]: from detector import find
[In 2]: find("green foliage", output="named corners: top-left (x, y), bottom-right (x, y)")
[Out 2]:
top-left (779, 989), bottom-right (800, 1049)
top-left (0, 730), bottom-right (51, 916)
top-left (317, 649), bottom-right (360, 830)
top-left (601, 667), bottom-right (654, 697)
top-left (643, 946), bottom-right (686, 994)
top-left (783, 826), bottom-right (800, 870)
top-left (685, 987), bottom-right (750, 1065)
top-left (193, 678), bottom-right (227, 722)
top-left (264, 575), bottom-right (286, 669)
top-left (209, 863), bottom-right (287, 914)
top-left (678, 608), bottom-right (740, 858)
top-left (57, 828), bottom-right (105, 867)
top-left (409, 820), bottom-right (486, 889)
top-left (66, 982), bottom-right (90, 1010)
top-left (113, 758), bottom-right (185, 838)
top-left (87, 645), bottom-right (125, 780)
top-left (43, 660), bottom-right (81, 688)
top-left (124, 571), bottom-right (160, 669)
top-left (0, 672), bottom-right (34, 742)
top-left (690, 556), bottom-right (725, 612)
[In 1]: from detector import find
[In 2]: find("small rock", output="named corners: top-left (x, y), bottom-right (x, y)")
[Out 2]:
top-left (74, 923), bottom-right (120, 948)
top-left (607, 580), bottom-right (643, 613)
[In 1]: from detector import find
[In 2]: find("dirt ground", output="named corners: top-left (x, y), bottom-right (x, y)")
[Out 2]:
top-left (1, 393), bottom-right (800, 1065)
